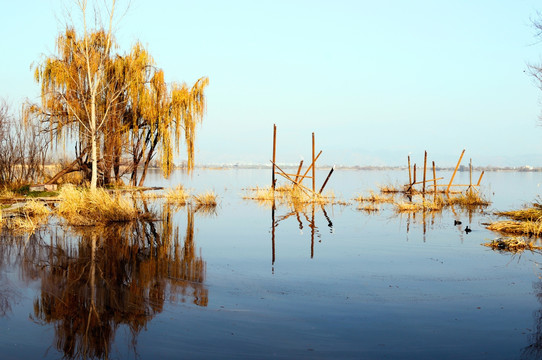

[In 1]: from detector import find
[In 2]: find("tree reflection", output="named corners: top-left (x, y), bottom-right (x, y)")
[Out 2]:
top-left (2, 205), bottom-right (206, 359)
top-left (522, 281), bottom-right (542, 359)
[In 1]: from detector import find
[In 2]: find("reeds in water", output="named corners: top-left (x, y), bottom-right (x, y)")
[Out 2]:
top-left (353, 191), bottom-right (394, 203)
top-left (166, 185), bottom-right (190, 205)
top-left (395, 195), bottom-right (445, 213)
top-left (447, 191), bottom-right (490, 206)
top-left (193, 191), bottom-right (218, 207)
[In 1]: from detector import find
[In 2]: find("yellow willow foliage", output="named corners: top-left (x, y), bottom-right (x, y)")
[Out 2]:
top-left (32, 26), bottom-right (208, 181)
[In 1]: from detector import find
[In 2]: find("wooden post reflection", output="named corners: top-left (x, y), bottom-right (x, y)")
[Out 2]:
top-left (310, 204), bottom-right (315, 258)
top-left (271, 199), bottom-right (276, 273)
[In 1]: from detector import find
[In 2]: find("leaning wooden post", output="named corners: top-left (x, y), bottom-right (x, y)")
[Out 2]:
top-left (294, 160), bottom-right (304, 183)
top-left (476, 171), bottom-right (485, 186)
top-left (312, 132), bottom-right (316, 194)
top-left (469, 158), bottom-right (473, 193)
top-left (432, 161), bottom-right (437, 196)
top-left (408, 155), bottom-right (412, 185)
top-left (422, 151), bottom-right (427, 194)
top-left (447, 149), bottom-right (465, 193)
top-left (272, 124), bottom-right (277, 190)
top-left (319, 166), bottom-right (335, 194)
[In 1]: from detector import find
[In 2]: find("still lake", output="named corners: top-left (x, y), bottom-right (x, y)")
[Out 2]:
top-left (1, 168), bottom-right (542, 359)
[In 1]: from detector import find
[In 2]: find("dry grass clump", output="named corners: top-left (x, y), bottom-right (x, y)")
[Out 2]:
top-left (244, 185), bottom-right (337, 206)
top-left (447, 191), bottom-right (490, 206)
top-left (20, 200), bottom-right (50, 217)
top-left (483, 237), bottom-right (542, 253)
top-left (354, 191), bottom-right (394, 204)
top-left (243, 186), bottom-right (275, 201)
top-left (395, 195), bottom-right (445, 213)
top-left (486, 202), bottom-right (542, 237)
top-left (0, 188), bottom-right (16, 199)
top-left (57, 185), bottom-right (141, 225)
top-left (166, 185), bottom-right (190, 204)
top-left (486, 220), bottom-right (542, 237)
top-left (379, 184), bottom-right (402, 194)
top-left (194, 191), bottom-right (218, 207)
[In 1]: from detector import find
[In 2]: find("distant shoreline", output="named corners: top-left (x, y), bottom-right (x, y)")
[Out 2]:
top-left (172, 164), bottom-right (542, 172)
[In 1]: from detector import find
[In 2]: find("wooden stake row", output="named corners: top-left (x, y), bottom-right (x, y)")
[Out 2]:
top-left (405, 149), bottom-right (484, 194)
top-left (271, 124), bottom-right (334, 196)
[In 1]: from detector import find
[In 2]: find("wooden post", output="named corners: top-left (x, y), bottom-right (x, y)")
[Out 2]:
top-left (469, 158), bottom-right (473, 193)
top-left (272, 124), bottom-right (277, 190)
top-left (319, 166), bottom-right (335, 194)
top-left (413, 164), bottom-right (417, 184)
top-left (447, 149), bottom-right (465, 193)
top-left (312, 132), bottom-right (315, 194)
top-left (423, 151), bottom-right (427, 194)
top-left (294, 160), bottom-right (304, 183)
top-left (432, 161), bottom-right (437, 196)
top-left (298, 151), bottom-right (322, 185)
top-left (476, 171), bottom-right (485, 186)
top-left (408, 155), bottom-right (412, 185)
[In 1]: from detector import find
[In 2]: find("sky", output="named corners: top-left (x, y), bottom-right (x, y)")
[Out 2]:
top-left (2, 0), bottom-right (542, 167)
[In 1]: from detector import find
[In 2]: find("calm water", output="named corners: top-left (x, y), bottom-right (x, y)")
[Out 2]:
top-left (1, 168), bottom-right (542, 359)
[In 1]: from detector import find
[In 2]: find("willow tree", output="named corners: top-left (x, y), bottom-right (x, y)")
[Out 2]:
top-left (32, 0), bottom-right (208, 188)
top-left (31, 0), bottom-right (122, 189)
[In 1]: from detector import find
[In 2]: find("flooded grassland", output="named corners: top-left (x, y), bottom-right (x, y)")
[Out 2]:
top-left (1, 169), bottom-right (542, 359)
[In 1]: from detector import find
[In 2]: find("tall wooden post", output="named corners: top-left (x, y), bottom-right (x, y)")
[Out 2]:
top-left (432, 161), bottom-right (437, 196)
top-left (312, 132), bottom-right (315, 194)
top-left (469, 158), bottom-right (473, 192)
top-left (423, 151), bottom-right (427, 194)
top-left (408, 155), bottom-right (412, 184)
top-left (447, 149), bottom-right (465, 193)
top-left (272, 124), bottom-right (276, 190)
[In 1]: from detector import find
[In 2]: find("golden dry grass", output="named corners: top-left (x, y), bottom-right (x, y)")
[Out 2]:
top-left (193, 191), bottom-right (218, 207)
top-left (242, 186), bottom-right (275, 201)
top-left (0, 188), bottom-right (16, 199)
top-left (486, 220), bottom-right (542, 237)
top-left (378, 184), bottom-right (402, 194)
top-left (166, 185), bottom-right (190, 204)
top-left (483, 237), bottom-right (542, 253)
top-left (57, 184), bottom-right (141, 225)
top-left (354, 191), bottom-right (394, 203)
top-left (244, 185), bottom-right (336, 206)
top-left (20, 200), bottom-right (50, 217)
top-left (395, 195), bottom-right (445, 213)
top-left (486, 201), bottom-right (542, 237)
top-left (447, 191), bottom-right (490, 206)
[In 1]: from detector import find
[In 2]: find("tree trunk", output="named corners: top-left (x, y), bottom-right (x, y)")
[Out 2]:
top-left (137, 134), bottom-right (160, 187)
top-left (90, 95), bottom-right (98, 189)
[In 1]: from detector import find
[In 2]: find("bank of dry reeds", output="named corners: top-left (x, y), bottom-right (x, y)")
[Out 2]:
top-left (57, 185), bottom-right (141, 226)
top-left (486, 202), bottom-right (542, 237)
top-left (483, 237), bottom-right (542, 253)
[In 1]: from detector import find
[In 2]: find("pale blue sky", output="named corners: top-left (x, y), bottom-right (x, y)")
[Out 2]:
top-left (2, 0), bottom-right (542, 167)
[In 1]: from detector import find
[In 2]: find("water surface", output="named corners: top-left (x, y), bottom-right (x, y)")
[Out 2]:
top-left (1, 169), bottom-right (542, 359)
